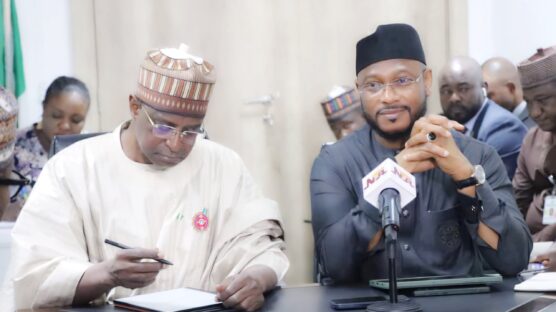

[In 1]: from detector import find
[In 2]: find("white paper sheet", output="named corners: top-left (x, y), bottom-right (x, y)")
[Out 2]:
top-left (515, 272), bottom-right (556, 292)
top-left (114, 288), bottom-right (219, 311)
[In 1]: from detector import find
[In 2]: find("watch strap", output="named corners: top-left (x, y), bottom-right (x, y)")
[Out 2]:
top-left (455, 176), bottom-right (479, 189)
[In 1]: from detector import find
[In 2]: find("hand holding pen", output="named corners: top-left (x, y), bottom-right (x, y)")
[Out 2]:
top-left (100, 239), bottom-right (172, 289)
top-left (104, 239), bottom-right (173, 265)
top-left (73, 239), bottom-right (171, 303)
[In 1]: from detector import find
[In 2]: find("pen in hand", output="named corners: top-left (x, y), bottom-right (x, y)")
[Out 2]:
top-left (104, 238), bottom-right (174, 265)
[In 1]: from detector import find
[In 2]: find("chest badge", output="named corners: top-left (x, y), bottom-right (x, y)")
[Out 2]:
top-left (193, 208), bottom-right (209, 231)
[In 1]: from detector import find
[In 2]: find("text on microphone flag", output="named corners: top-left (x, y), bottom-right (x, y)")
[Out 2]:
top-left (362, 158), bottom-right (417, 209)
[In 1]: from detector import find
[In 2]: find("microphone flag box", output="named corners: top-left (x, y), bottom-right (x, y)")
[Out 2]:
top-left (362, 158), bottom-right (417, 209)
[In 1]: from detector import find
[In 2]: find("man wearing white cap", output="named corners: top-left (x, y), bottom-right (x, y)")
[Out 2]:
top-left (1, 44), bottom-right (289, 311)
top-left (320, 86), bottom-right (366, 140)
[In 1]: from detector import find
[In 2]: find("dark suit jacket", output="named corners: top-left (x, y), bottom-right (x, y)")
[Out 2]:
top-left (473, 100), bottom-right (528, 179)
top-left (516, 104), bottom-right (536, 129)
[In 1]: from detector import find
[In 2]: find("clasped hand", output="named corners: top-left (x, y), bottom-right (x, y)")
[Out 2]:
top-left (395, 115), bottom-right (474, 181)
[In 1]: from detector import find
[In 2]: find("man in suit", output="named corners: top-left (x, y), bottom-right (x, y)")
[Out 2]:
top-left (482, 57), bottom-right (536, 128)
top-left (439, 56), bottom-right (528, 179)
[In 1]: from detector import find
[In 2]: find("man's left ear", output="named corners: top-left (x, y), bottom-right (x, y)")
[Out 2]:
top-left (129, 95), bottom-right (141, 118)
top-left (506, 82), bottom-right (516, 93)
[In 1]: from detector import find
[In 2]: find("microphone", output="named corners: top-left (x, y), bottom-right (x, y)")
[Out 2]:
top-left (362, 158), bottom-right (416, 219)
top-left (379, 188), bottom-right (401, 234)
top-left (361, 159), bottom-right (422, 312)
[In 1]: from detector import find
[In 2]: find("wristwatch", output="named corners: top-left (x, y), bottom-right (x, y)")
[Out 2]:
top-left (454, 165), bottom-right (486, 189)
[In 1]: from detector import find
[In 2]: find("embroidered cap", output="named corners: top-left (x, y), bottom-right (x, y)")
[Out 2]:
top-left (356, 23), bottom-right (426, 75)
top-left (0, 87), bottom-right (18, 164)
top-left (136, 43), bottom-right (216, 117)
top-left (518, 46), bottom-right (556, 89)
top-left (320, 86), bottom-right (361, 121)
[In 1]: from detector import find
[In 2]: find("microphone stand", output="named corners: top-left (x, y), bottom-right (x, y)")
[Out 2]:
top-left (367, 189), bottom-right (422, 312)
top-left (385, 225), bottom-right (399, 304)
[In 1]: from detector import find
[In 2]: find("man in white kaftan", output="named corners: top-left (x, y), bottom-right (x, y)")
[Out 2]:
top-left (1, 44), bottom-right (289, 311)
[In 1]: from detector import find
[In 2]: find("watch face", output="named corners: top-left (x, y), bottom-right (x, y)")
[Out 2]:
top-left (474, 165), bottom-right (486, 184)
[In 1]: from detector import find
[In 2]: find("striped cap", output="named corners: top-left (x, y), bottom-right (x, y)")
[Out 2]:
top-left (0, 87), bottom-right (18, 164)
top-left (518, 46), bottom-right (556, 89)
top-left (136, 44), bottom-right (216, 117)
top-left (320, 86), bottom-right (361, 121)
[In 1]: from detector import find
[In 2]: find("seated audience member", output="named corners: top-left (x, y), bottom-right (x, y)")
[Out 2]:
top-left (439, 56), bottom-right (528, 179)
top-left (1, 44), bottom-right (288, 311)
top-left (320, 86), bottom-right (366, 140)
top-left (0, 87), bottom-right (20, 220)
top-left (310, 23), bottom-right (532, 284)
top-left (13, 76), bottom-right (90, 204)
top-left (513, 46), bottom-right (556, 241)
top-left (482, 57), bottom-right (537, 128)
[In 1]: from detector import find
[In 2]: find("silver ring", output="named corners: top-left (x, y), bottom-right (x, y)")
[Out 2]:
top-left (426, 132), bottom-right (436, 142)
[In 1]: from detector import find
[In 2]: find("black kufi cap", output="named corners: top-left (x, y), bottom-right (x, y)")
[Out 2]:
top-left (356, 23), bottom-right (426, 75)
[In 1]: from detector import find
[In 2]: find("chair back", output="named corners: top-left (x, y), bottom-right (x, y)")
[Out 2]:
top-left (49, 133), bottom-right (105, 157)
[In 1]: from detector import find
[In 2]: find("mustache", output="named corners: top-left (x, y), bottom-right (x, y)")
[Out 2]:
top-left (446, 102), bottom-right (470, 114)
top-left (448, 101), bottom-right (464, 108)
top-left (376, 105), bottom-right (411, 116)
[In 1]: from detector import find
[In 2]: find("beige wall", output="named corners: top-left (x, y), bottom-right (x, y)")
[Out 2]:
top-left (70, 0), bottom-right (468, 285)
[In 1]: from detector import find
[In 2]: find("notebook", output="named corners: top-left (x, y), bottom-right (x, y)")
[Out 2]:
top-left (113, 287), bottom-right (232, 312)
top-left (514, 272), bottom-right (556, 292)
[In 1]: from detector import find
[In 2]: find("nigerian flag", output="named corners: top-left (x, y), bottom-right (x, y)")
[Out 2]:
top-left (1, 0), bottom-right (25, 97)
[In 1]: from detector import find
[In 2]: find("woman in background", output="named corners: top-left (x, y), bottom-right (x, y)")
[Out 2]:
top-left (13, 76), bottom-right (90, 203)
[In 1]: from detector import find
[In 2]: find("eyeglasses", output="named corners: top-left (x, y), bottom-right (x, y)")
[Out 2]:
top-left (142, 107), bottom-right (206, 142)
top-left (359, 71), bottom-right (425, 95)
top-left (0, 170), bottom-right (35, 201)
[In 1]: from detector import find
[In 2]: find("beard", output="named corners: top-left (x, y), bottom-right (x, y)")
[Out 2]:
top-left (443, 101), bottom-right (481, 124)
top-left (362, 100), bottom-right (427, 141)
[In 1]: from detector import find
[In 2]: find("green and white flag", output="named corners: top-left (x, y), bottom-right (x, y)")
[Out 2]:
top-left (1, 0), bottom-right (25, 97)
